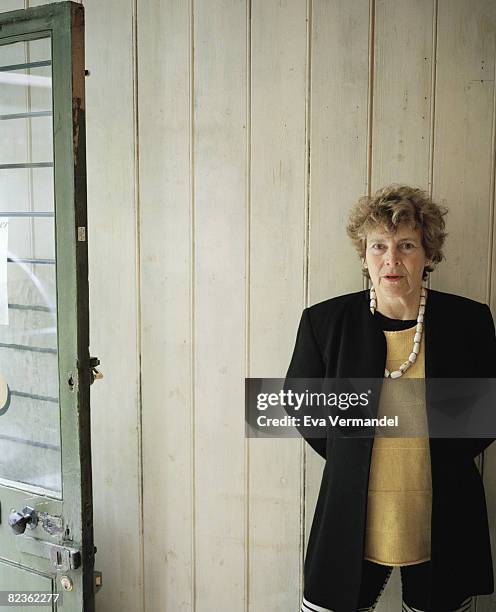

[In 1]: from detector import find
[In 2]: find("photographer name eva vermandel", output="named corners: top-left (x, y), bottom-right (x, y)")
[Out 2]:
top-left (256, 413), bottom-right (399, 428)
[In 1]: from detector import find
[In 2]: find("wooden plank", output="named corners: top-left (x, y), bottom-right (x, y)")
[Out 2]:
top-left (249, 1), bottom-right (307, 609)
top-left (137, 1), bottom-right (193, 611)
top-left (193, 1), bottom-right (247, 610)
top-left (433, 7), bottom-right (496, 604)
top-left (310, 0), bottom-right (371, 302)
top-left (82, 1), bottom-right (142, 611)
top-left (372, 0), bottom-right (434, 190)
top-left (432, 0), bottom-right (496, 303)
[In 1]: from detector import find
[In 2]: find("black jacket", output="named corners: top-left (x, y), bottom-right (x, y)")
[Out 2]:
top-left (285, 288), bottom-right (496, 612)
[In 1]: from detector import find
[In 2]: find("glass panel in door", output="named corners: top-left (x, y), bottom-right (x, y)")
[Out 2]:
top-left (0, 35), bottom-right (61, 497)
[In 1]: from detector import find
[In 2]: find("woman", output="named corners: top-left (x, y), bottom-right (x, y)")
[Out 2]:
top-left (286, 185), bottom-right (496, 612)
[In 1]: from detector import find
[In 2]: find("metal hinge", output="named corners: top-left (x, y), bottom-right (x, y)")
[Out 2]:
top-left (94, 570), bottom-right (102, 593)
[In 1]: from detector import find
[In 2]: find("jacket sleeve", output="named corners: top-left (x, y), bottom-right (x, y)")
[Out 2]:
top-left (468, 303), bottom-right (496, 458)
top-left (284, 307), bottom-right (327, 460)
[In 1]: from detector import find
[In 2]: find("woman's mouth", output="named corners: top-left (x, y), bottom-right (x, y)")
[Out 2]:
top-left (383, 275), bottom-right (403, 282)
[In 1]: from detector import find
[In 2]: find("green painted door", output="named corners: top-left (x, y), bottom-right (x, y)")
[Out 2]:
top-left (0, 3), bottom-right (96, 611)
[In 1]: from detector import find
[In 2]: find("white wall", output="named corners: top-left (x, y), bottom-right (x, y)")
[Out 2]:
top-left (4, 1), bottom-right (496, 611)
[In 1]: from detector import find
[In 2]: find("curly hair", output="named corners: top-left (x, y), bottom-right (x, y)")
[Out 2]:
top-left (346, 184), bottom-right (448, 280)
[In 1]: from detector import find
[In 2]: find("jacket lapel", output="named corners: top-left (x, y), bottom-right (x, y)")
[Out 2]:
top-left (336, 290), bottom-right (387, 378)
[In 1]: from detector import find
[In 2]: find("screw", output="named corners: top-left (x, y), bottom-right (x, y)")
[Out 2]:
top-left (60, 576), bottom-right (73, 591)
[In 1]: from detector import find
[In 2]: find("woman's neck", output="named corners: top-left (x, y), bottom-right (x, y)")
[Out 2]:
top-left (375, 292), bottom-right (421, 320)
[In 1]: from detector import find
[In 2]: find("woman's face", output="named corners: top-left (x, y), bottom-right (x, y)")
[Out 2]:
top-left (365, 222), bottom-right (431, 299)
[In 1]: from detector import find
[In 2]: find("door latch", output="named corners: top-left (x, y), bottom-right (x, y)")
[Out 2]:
top-left (15, 534), bottom-right (81, 571)
top-left (89, 356), bottom-right (103, 384)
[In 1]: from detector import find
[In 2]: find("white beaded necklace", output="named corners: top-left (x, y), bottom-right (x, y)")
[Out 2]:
top-left (369, 285), bottom-right (427, 379)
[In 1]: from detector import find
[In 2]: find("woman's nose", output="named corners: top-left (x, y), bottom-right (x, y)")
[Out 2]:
top-left (385, 248), bottom-right (400, 265)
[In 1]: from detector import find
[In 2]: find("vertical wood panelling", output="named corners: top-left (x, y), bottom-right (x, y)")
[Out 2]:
top-left (249, 1), bottom-right (307, 609)
top-left (432, 0), bottom-right (496, 302)
top-left (310, 0), bottom-right (371, 302)
top-left (193, 1), bottom-right (247, 610)
top-left (83, 1), bottom-right (143, 611)
top-left (372, 0), bottom-right (434, 190)
top-left (433, 4), bottom-right (496, 602)
top-left (137, 2), bottom-right (193, 611)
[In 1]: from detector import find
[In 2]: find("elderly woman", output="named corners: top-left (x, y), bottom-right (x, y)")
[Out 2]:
top-left (286, 185), bottom-right (496, 612)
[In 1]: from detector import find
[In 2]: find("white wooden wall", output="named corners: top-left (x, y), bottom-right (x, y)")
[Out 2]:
top-left (4, 1), bottom-right (496, 611)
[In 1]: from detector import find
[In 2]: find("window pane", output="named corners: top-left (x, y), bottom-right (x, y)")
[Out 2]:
top-left (0, 37), bottom-right (60, 497)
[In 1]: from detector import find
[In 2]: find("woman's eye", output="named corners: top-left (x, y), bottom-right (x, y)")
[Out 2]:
top-left (401, 243), bottom-right (415, 250)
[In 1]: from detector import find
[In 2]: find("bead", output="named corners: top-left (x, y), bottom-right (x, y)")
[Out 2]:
top-left (374, 285), bottom-right (427, 379)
